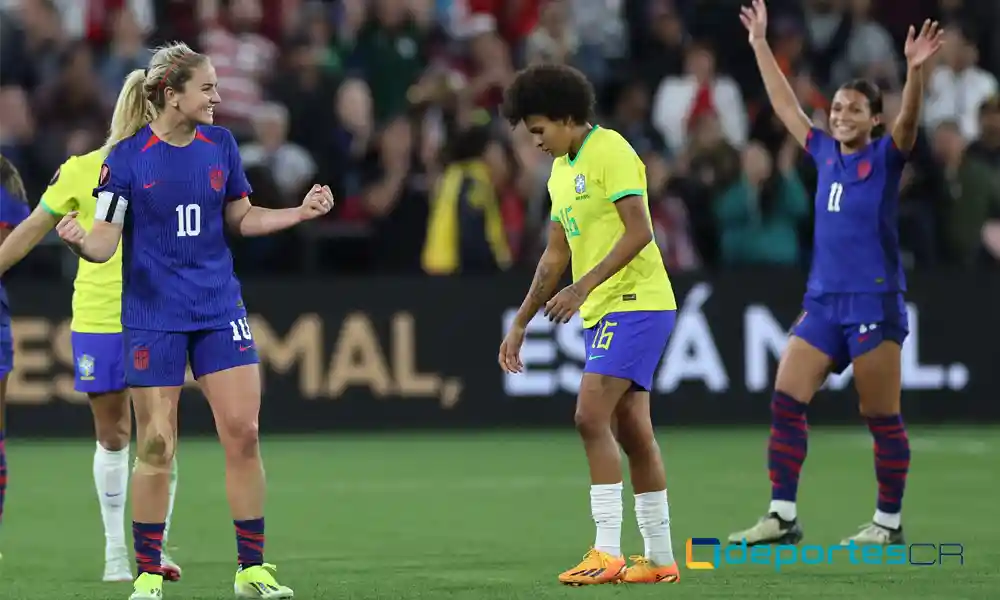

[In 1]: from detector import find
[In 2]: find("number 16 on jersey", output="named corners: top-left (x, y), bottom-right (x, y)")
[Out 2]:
top-left (827, 182), bottom-right (843, 213)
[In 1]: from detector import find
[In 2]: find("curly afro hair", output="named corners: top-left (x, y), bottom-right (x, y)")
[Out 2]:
top-left (501, 63), bottom-right (595, 127)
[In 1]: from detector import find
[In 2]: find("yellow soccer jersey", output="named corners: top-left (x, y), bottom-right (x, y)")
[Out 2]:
top-left (40, 149), bottom-right (122, 333)
top-left (549, 125), bottom-right (676, 328)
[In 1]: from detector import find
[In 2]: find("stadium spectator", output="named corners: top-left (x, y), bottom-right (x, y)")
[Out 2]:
top-left (924, 27), bottom-right (998, 140)
top-left (714, 140), bottom-right (809, 267)
top-left (652, 41), bottom-right (748, 156)
top-left (240, 102), bottom-right (317, 201)
top-left (930, 120), bottom-right (1000, 266)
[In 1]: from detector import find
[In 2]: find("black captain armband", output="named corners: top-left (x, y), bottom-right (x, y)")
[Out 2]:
top-left (95, 191), bottom-right (129, 225)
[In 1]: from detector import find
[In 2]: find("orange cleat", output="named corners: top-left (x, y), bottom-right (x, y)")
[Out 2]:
top-left (621, 555), bottom-right (681, 583)
top-left (557, 548), bottom-right (626, 586)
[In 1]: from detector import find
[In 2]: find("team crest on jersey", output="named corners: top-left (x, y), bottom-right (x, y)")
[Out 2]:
top-left (98, 164), bottom-right (110, 186)
top-left (210, 167), bottom-right (225, 192)
top-left (77, 354), bottom-right (95, 380)
top-left (857, 160), bottom-right (871, 179)
top-left (574, 174), bottom-right (586, 194)
top-left (133, 348), bottom-right (149, 371)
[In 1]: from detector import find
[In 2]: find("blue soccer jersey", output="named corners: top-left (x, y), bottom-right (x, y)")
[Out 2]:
top-left (805, 127), bottom-right (907, 294)
top-left (93, 125), bottom-right (252, 332)
top-left (0, 184), bottom-right (31, 311)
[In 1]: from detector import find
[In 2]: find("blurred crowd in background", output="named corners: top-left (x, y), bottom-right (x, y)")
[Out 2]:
top-left (1, 0), bottom-right (999, 278)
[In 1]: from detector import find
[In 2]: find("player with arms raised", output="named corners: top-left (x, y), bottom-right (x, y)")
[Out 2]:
top-left (0, 155), bottom-right (31, 555)
top-left (55, 42), bottom-right (332, 600)
top-left (0, 107), bottom-right (184, 582)
top-left (499, 64), bottom-right (680, 586)
top-left (728, 1), bottom-right (943, 547)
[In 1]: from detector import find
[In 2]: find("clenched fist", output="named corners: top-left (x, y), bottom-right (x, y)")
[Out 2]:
top-left (298, 185), bottom-right (335, 221)
top-left (56, 211), bottom-right (86, 246)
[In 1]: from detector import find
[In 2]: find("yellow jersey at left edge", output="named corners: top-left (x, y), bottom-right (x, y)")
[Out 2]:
top-left (548, 125), bottom-right (676, 328)
top-left (40, 149), bottom-right (123, 333)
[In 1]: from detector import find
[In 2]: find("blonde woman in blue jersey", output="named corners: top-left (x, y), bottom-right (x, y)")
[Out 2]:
top-left (0, 88), bottom-right (183, 582)
top-left (499, 64), bottom-right (680, 586)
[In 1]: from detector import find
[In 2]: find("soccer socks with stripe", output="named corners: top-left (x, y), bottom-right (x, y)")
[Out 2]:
top-left (94, 442), bottom-right (129, 552)
top-left (0, 430), bottom-right (7, 526)
top-left (635, 490), bottom-right (675, 565)
top-left (133, 521), bottom-right (165, 575)
top-left (235, 517), bottom-right (265, 569)
top-left (867, 415), bottom-right (910, 529)
top-left (768, 391), bottom-right (808, 521)
top-left (590, 482), bottom-right (623, 557)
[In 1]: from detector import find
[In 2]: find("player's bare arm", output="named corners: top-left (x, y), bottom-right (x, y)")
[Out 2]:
top-left (61, 216), bottom-right (121, 264)
top-left (499, 220), bottom-right (570, 374)
top-left (892, 20), bottom-right (944, 152)
top-left (741, 0), bottom-right (812, 148)
top-left (0, 205), bottom-right (61, 276)
top-left (544, 195), bottom-right (653, 324)
top-left (224, 184), bottom-right (334, 236)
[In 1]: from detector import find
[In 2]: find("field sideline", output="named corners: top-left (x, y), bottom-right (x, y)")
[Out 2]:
top-left (0, 427), bottom-right (994, 599)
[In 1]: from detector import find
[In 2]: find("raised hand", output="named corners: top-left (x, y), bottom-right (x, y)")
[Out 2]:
top-left (904, 19), bottom-right (944, 69)
top-left (740, 0), bottom-right (768, 44)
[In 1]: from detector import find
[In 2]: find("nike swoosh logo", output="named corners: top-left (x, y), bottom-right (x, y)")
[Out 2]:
top-left (143, 182), bottom-right (157, 189)
top-left (239, 345), bottom-right (254, 352)
top-left (105, 492), bottom-right (122, 498)
top-left (588, 355), bottom-right (604, 360)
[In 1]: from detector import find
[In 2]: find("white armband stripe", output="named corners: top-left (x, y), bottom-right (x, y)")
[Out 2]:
top-left (95, 190), bottom-right (128, 225)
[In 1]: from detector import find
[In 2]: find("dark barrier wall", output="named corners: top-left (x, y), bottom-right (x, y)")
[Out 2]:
top-left (5, 272), bottom-right (998, 436)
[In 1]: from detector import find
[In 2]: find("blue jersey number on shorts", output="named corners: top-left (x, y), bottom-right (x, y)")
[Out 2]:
top-left (229, 317), bottom-right (253, 342)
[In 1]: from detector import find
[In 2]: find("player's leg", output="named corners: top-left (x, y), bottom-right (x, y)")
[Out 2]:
top-left (728, 305), bottom-right (844, 546)
top-left (0, 317), bottom-right (11, 550)
top-left (615, 388), bottom-right (681, 584)
top-left (190, 322), bottom-right (292, 599)
top-left (73, 332), bottom-right (135, 581)
top-left (556, 371), bottom-right (631, 586)
top-left (841, 296), bottom-right (909, 546)
top-left (559, 312), bottom-right (671, 586)
top-left (0, 373), bottom-right (7, 546)
top-left (124, 329), bottom-right (185, 600)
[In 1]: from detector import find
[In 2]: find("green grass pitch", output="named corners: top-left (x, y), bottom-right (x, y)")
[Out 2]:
top-left (0, 427), bottom-right (995, 599)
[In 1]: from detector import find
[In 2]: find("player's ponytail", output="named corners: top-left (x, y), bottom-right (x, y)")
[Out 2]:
top-left (0, 154), bottom-right (28, 203)
top-left (103, 69), bottom-right (153, 153)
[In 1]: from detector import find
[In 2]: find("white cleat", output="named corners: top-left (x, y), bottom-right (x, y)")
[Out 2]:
top-left (104, 550), bottom-right (134, 582)
top-left (162, 549), bottom-right (182, 582)
top-left (839, 522), bottom-right (905, 546)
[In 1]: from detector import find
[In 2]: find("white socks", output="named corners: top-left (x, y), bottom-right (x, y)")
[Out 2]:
top-left (94, 442), bottom-right (130, 553)
top-left (873, 509), bottom-right (901, 530)
top-left (164, 456), bottom-right (178, 544)
top-left (769, 500), bottom-right (797, 522)
top-left (590, 482), bottom-right (623, 557)
top-left (635, 490), bottom-right (675, 566)
top-left (96, 444), bottom-right (180, 556)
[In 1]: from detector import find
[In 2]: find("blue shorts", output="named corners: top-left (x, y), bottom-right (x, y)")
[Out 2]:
top-left (0, 308), bottom-right (11, 379)
top-left (124, 318), bottom-right (259, 387)
top-left (582, 310), bottom-right (676, 392)
top-left (792, 292), bottom-right (909, 374)
top-left (72, 332), bottom-right (127, 394)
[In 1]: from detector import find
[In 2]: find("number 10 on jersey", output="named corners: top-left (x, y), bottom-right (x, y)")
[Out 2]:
top-left (827, 182), bottom-right (843, 212)
top-left (176, 203), bottom-right (201, 237)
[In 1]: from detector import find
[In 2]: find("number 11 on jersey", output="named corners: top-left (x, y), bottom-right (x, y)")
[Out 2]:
top-left (827, 182), bottom-right (843, 212)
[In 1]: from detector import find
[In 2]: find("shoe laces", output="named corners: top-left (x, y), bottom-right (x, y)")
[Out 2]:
top-left (629, 555), bottom-right (651, 567)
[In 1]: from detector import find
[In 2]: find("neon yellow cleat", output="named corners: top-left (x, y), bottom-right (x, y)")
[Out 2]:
top-left (129, 572), bottom-right (164, 599)
top-left (234, 563), bottom-right (294, 599)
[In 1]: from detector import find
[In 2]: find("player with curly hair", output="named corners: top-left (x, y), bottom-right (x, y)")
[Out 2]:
top-left (499, 64), bottom-right (680, 586)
